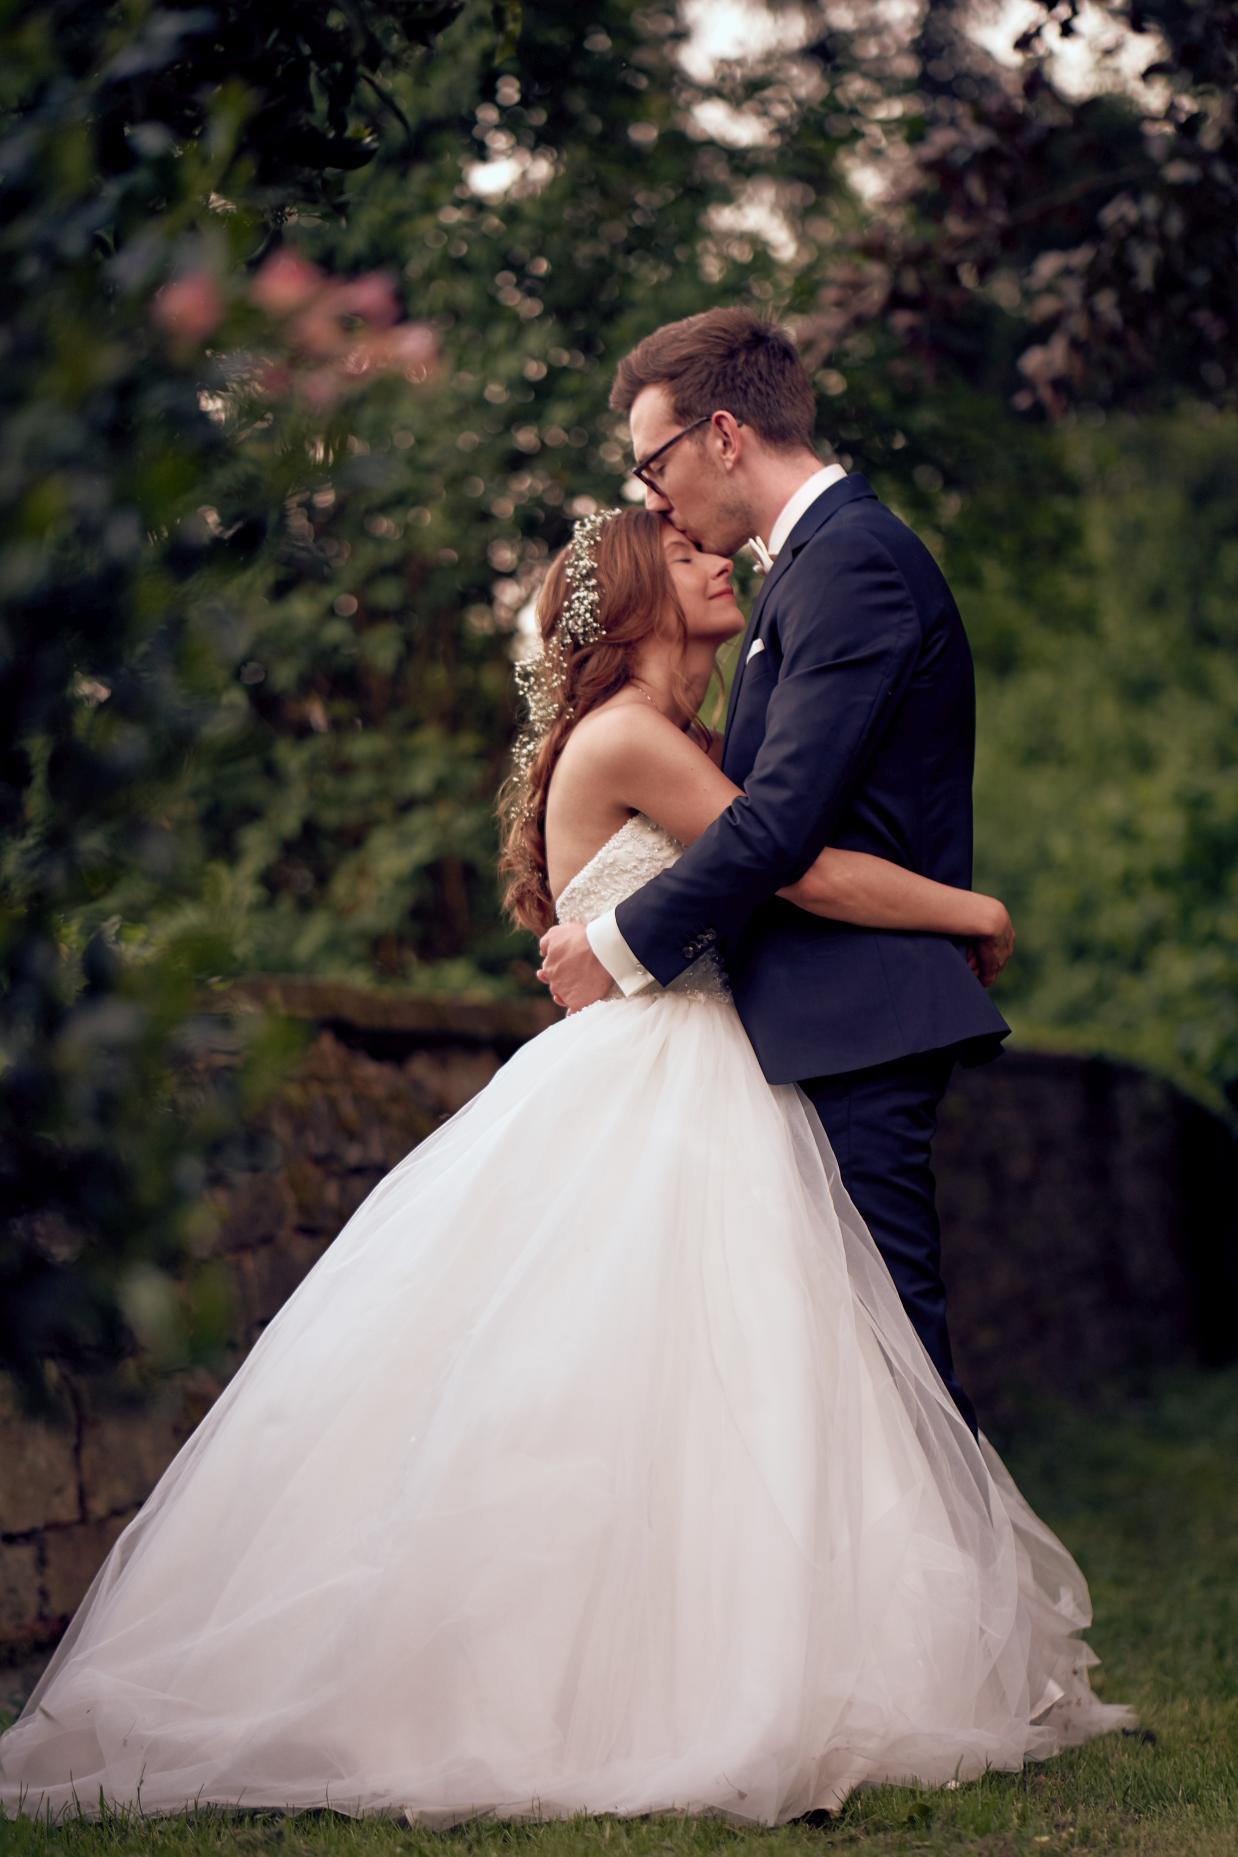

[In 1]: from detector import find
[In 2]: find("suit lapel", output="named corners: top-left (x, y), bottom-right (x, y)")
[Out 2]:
top-left (722, 473), bottom-right (878, 741)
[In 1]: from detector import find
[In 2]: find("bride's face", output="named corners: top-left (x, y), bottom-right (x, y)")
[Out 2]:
top-left (661, 523), bottom-right (741, 644)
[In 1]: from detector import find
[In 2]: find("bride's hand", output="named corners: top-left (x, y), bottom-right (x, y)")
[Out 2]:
top-left (538, 922), bottom-right (614, 1012)
top-left (966, 901), bottom-right (1015, 987)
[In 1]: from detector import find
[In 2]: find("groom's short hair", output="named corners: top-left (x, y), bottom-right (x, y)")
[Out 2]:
top-left (609, 307), bottom-right (817, 452)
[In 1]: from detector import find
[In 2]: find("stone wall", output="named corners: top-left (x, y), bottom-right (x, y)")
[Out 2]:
top-left (934, 1047), bottom-right (1237, 1412)
top-left (3, 976), bottom-right (1235, 1676)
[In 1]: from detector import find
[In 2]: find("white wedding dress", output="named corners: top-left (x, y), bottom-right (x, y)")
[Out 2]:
top-left (0, 814), bottom-right (1135, 1827)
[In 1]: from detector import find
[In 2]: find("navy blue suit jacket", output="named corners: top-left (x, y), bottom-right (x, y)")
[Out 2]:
top-left (613, 473), bottom-right (1011, 1084)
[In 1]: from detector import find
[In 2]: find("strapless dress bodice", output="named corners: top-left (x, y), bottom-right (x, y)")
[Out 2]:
top-left (555, 814), bottom-right (731, 1004)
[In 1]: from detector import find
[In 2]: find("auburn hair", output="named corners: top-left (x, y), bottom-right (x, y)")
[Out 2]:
top-left (498, 509), bottom-right (708, 937)
top-left (609, 306), bottom-right (820, 454)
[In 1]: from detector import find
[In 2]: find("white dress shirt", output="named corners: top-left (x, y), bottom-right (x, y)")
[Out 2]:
top-left (767, 462), bottom-right (847, 554)
top-left (584, 463), bottom-right (849, 995)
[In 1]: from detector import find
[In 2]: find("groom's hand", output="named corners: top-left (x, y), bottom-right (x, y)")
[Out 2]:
top-left (537, 923), bottom-right (614, 1012)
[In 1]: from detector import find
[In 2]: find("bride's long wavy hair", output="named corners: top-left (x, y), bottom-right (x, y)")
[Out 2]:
top-left (498, 509), bottom-right (709, 937)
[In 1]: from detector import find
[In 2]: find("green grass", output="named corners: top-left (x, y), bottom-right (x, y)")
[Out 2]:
top-left (2, 1368), bottom-right (1235, 1856)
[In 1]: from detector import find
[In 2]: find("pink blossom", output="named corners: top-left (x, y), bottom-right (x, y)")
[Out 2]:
top-left (368, 322), bottom-right (439, 379)
top-left (152, 272), bottom-right (224, 344)
top-left (251, 250), bottom-right (326, 316)
top-left (330, 270), bottom-right (400, 328)
top-left (289, 302), bottom-right (349, 359)
top-left (334, 323), bottom-right (438, 387)
top-left (296, 368), bottom-right (344, 412)
top-left (254, 360), bottom-right (293, 397)
top-left (338, 336), bottom-right (381, 379)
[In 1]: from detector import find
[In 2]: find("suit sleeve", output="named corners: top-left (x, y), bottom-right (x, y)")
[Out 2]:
top-left (614, 531), bottom-right (922, 987)
top-left (586, 910), bottom-right (655, 995)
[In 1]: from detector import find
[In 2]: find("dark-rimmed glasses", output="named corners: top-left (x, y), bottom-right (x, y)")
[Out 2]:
top-left (631, 414), bottom-right (743, 493)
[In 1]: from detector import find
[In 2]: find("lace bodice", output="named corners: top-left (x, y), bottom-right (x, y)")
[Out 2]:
top-left (555, 814), bottom-right (732, 1004)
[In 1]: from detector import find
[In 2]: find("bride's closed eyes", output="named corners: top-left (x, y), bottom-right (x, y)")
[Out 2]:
top-left (661, 526), bottom-right (740, 637)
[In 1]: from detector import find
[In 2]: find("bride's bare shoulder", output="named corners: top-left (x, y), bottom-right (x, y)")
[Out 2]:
top-left (560, 700), bottom-right (699, 774)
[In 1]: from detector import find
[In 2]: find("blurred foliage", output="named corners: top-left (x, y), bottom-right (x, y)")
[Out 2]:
top-left (3, 0), bottom-right (1235, 1400)
top-left (0, 0), bottom-right (488, 1405)
top-left (955, 404), bottom-right (1237, 1110)
top-left (797, 0), bottom-right (1237, 416)
top-left (75, 1), bottom-right (828, 996)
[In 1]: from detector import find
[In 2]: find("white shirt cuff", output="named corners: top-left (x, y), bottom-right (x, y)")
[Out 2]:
top-left (586, 910), bottom-right (656, 997)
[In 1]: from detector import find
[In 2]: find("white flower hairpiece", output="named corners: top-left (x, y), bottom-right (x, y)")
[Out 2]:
top-left (509, 507), bottom-right (625, 820)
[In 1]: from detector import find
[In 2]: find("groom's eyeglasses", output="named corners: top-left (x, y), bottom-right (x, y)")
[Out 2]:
top-left (631, 415), bottom-right (743, 493)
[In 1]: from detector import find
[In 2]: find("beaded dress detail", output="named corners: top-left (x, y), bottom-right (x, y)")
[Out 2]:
top-left (556, 814), bottom-right (731, 1004)
top-left (0, 814), bottom-right (1135, 1828)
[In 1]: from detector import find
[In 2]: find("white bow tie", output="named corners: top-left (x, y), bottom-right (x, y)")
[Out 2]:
top-left (745, 535), bottom-right (774, 574)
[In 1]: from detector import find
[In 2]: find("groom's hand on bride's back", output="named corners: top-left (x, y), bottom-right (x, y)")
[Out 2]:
top-left (538, 923), bottom-right (614, 1012)
top-left (966, 903), bottom-right (1016, 988)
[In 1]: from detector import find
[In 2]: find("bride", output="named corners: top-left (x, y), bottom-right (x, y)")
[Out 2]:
top-left (0, 507), bottom-right (1135, 1827)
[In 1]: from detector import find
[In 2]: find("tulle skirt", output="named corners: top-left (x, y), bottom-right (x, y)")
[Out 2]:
top-left (0, 989), bottom-right (1135, 1825)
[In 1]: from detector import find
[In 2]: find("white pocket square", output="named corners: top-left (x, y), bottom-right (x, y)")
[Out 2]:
top-left (745, 637), bottom-right (766, 664)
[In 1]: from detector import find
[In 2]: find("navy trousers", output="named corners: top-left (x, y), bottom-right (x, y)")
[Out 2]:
top-left (800, 1050), bottom-right (979, 1439)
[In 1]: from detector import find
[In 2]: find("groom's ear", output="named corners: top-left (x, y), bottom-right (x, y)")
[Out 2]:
top-left (711, 410), bottom-right (744, 470)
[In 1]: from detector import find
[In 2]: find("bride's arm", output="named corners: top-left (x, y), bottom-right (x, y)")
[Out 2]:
top-left (568, 705), bottom-right (1013, 975)
top-left (777, 849), bottom-right (1007, 940)
top-left (780, 851), bottom-right (1014, 984)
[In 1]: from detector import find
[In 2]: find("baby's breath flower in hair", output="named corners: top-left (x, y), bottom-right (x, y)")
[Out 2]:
top-left (509, 508), bottom-right (624, 819)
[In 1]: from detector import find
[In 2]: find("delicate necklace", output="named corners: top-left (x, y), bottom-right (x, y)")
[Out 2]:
top-left (629, 678), bottom-right (696, 732)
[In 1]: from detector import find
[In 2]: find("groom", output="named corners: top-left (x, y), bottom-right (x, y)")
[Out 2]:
top-left (538, 308), bottom-right (1011, 1437)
